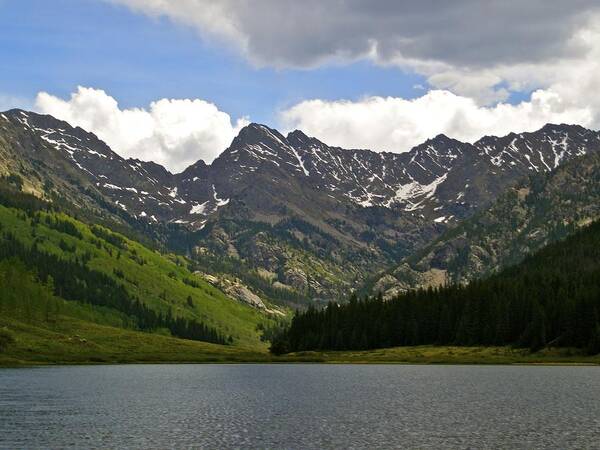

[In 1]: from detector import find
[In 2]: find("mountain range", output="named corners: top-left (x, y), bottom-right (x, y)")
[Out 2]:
top-left (2, 108), bottom-right (599, 304)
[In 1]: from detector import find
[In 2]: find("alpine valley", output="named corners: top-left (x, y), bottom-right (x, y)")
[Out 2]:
top-left (1, 107), bottom-right (600, 364)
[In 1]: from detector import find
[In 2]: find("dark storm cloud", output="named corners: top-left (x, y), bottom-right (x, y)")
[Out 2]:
top-left (215, 0), bottom-right (598, 68)
top-left (113, 0), bottom-right (600, 69)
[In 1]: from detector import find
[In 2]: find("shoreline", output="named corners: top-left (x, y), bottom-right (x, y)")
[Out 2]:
top-left (3, 345), bottom-right (600, 368)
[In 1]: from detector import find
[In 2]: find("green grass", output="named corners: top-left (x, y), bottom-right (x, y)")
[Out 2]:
top-left (0, 315), bottom-right (270, 366)
top-left (285, 346), bottom-right (600, 365)
top-left (2, 313), bottom-right (599, 367)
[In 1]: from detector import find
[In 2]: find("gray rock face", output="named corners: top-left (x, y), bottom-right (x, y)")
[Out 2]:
top-left (224, 284), bottom-right (266, 310)
top-left (247, 233), bottom-right (285, 271)
top-left (372, 274), bottom-right (400, 295)
top-left (194, 271), bottom-right (267, 310)
top-left (284, 267), bottom-right (308, 292)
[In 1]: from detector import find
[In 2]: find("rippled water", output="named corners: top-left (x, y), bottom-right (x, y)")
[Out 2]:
top-left (1, 364), bottom-right (599, 449)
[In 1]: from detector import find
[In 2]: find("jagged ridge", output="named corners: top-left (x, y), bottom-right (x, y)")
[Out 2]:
top-left (2, 108), bottom-right (599, 302)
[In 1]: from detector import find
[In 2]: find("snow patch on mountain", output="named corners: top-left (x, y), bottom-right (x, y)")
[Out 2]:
top-left (290, 146), bottom-right (310, 176)
top-left (190, 201), bottom-right (209, 215)
top-left (391, 173), bottom-right (448, 210)
top-left (213, 185), bottom-right (229, 207)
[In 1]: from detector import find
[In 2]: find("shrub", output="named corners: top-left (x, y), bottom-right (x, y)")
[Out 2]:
top-left (0, 328), bottom-right (15, 352)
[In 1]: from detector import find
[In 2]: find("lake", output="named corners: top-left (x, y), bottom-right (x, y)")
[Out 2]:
top-left (1, 364), bottom-right (599, 449)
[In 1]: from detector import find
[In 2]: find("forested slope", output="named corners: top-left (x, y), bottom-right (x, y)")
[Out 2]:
top-left (273, 219), bottom-right (600, 354)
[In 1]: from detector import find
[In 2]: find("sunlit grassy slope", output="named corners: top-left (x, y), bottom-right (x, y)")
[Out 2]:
top-left (0, 204), bottom-right (279, 350)
top-left (0, 316), bottom-right (271, 366)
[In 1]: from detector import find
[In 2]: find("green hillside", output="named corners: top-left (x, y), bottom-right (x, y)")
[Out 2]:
top-left (0, 185), bottom-right (285, 363)
top-left (0, 259), bottom-right (271, 365)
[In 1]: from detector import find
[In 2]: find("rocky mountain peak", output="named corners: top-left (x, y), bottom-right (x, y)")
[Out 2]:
top-left (428, 133), bottom-right (457, 144)
top-left (230, 123), bottom-right (288, 148)
top-left (538, 123), bottom-right (585, 134)
top-left (3, 108), bottom-right (600, 230)
top-left (286, 129), bottom-right (314, 147)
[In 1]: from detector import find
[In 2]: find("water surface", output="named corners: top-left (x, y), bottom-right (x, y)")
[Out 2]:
top-left (1, 364), bottom-right (599, 449)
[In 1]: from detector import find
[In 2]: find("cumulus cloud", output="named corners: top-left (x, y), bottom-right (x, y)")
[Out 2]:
top-left (108, 0), bottom-right (600, 102)
top-left (280, 13), bottom-right (600, 149)
top-left (280, 90), bottom-right (593, 152)
top-left (35, 87), bottom-right (248, 172)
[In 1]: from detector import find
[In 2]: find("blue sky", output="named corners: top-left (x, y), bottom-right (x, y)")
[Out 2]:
top-left (0, 0), bottom-right (427, 123)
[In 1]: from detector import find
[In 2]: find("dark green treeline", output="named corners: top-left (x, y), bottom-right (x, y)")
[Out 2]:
top-left (271, 221), bottom-right (600, 355)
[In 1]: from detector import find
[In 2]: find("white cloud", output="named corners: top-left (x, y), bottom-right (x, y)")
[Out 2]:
top-left (33, 83), bottom-right (600, 170)
top-left (280, 89), bottom-right (593, 152)
top-left (35, 86), bottom-right (248, 172)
